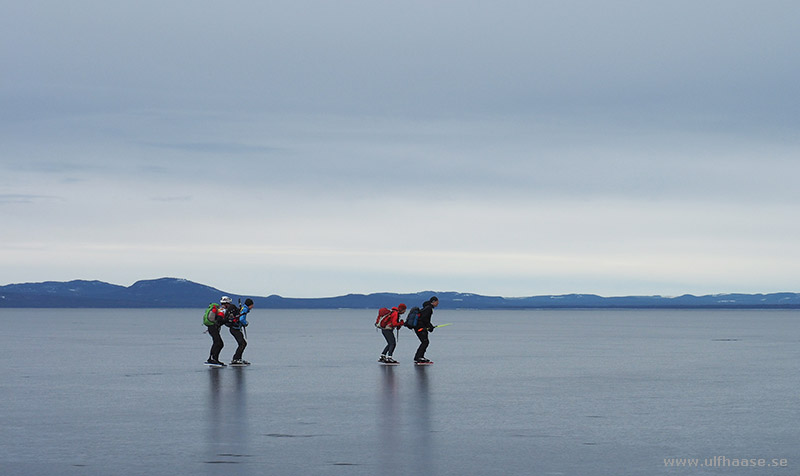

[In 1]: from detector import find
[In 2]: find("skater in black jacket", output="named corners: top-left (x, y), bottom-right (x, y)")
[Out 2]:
top-left (414, 296), bottom-right (439, 364)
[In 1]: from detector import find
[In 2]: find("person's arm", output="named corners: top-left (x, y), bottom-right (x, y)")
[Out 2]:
top-left (391, 310), bottom-right (404, 328)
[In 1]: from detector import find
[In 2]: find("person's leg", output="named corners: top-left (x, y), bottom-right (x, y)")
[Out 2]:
top-left (382, 328), bottom-right (396, 356)
top-left (209, 325), bottom-right (224, 361)
top-left (230, 328), bottom-right (247, 361)
top-left (414, 330), bottom-right (429, 361)
top-left (207, 325), bottom-right (215, 360)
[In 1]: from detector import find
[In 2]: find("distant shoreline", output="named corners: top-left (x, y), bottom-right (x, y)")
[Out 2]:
top-left (4, 306), bottom-right (800, 310)
top-left (1, 278), bottom-right (799, 309)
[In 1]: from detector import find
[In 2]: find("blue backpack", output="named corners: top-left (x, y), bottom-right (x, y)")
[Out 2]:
top-left (404, 306), bottom-right (421, 330)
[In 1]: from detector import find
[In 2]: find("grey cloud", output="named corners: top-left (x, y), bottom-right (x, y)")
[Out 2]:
top-left (140, 142), bottom-right (282, 155)
top-left (9, 161), bottom-right (105, 175)
top-left (0, 194), bottom-right (59, 204)
top-left (149, 195), bottom-right (192, 203)
top-left (4, 1), bottom-right (798, 127)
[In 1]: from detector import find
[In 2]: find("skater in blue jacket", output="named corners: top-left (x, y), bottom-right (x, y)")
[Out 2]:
top-left (229, 298), bottom-right (253, 365)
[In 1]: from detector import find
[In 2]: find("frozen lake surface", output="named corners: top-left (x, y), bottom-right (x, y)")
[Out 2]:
top-left (1, 308), bottom-right (797, 475)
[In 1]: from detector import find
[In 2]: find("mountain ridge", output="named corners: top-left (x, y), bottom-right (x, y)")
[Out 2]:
top-left (1, 278), bottom-right (799, 309)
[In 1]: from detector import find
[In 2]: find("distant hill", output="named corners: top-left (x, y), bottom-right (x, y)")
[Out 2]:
top-left (1, 278), bottom-right (799, 309)
top-left (0, 278), bottom-right (225, 308)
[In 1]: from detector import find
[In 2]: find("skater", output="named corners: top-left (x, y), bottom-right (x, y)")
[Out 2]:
top-left (378, 303), bottom-right (406, 364)
top-left (414, 296), bottom-right (439, 364)
top-left (204, 298), bottom-right (228, 367)
top-left (229, 298), bottom-right (253, 365)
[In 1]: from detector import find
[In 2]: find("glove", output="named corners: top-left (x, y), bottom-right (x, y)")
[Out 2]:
top-left (429, 326), bottom-right (435, 333)
top-left (243, 322), bottom-right (248, 327)
top-left (398, 320), bottom-right (405, 327)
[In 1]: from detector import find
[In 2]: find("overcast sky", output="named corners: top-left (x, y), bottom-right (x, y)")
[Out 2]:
top-left (2, 0), bottom-right (799, 298)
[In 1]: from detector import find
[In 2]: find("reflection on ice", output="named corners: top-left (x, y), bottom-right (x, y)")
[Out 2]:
top-left (205, 367), bottom-right (249, 465)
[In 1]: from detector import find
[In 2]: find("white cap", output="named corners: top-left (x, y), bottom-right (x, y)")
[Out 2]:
top-left (220, 296), bottom-right (232, 304)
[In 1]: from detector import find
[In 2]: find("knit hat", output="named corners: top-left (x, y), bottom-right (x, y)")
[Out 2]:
top-left (398, 303), bottom-right (407, 311)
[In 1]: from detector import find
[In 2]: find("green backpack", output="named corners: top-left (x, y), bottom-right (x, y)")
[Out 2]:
top-left (203, 303), bottom-right (219, 326)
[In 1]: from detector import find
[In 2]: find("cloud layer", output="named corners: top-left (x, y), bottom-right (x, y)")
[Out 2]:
top-left (2, 1), bottom-right (799, 297)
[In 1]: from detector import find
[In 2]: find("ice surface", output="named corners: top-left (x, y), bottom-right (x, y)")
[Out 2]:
top-left (1, 308), bottom-right (797, 475)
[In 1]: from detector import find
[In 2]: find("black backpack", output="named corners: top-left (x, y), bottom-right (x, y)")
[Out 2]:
top-left (404, 306), bottom-right (421, 329)
top-left (221, 304), bottom-right (240, 327)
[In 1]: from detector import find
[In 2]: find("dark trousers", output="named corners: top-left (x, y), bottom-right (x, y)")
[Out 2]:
top-left (381, 328), bottom-right (397, 356)
top-left (207, 325), bottom-right (224, 361)
top-left (229, 327), bottom-right (247, 360)
top-left (414, 329), bottom-right (429, 360)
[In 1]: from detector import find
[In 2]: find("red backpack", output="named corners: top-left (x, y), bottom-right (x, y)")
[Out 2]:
top-left (375, 307), bottom-right (393, 328)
